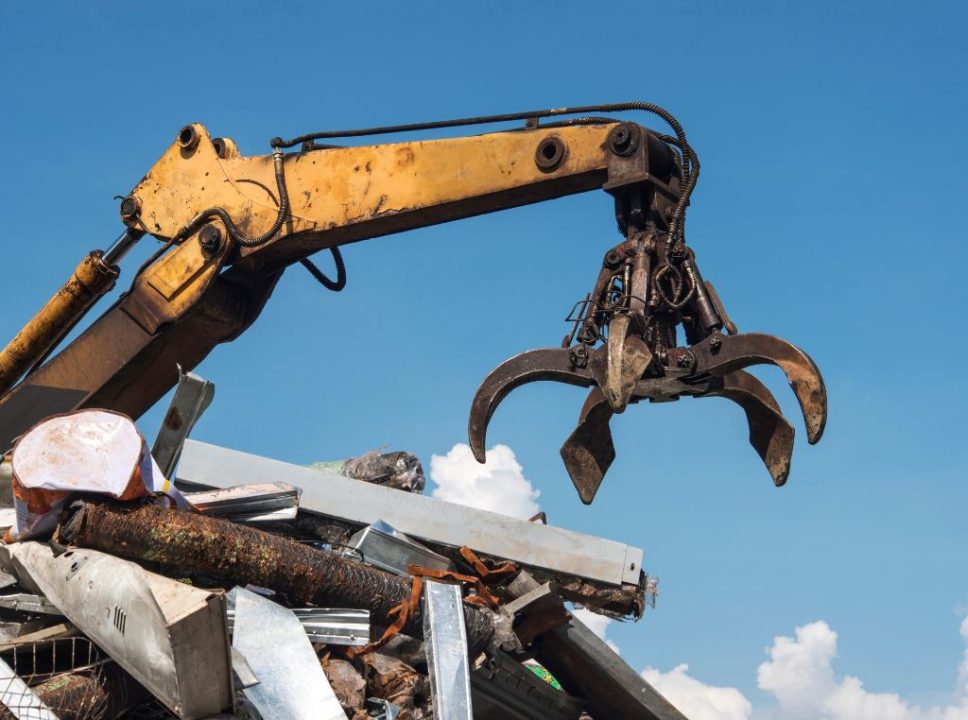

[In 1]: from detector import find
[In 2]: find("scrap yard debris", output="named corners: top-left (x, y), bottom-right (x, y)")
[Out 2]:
top-left (0, 380), bottom-right (680, 720)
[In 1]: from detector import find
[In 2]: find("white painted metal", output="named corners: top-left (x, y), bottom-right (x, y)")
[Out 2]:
top-left (176, 440), bottom-right (643, 587)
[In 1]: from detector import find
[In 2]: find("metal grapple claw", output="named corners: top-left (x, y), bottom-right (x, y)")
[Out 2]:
top-left (560, 388), bottom-right (616, 504)
top-left (702, 371), bottom-right (795, 486)
top-left (688, 332), bottom-right (827, 444)
top-left (468, 346), bottom-right (604, 464)
top-left (467, 174), bottom-right (826, 504)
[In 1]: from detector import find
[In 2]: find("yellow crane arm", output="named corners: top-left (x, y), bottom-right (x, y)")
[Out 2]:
top-left (0, 118), bottom-right (680, 448)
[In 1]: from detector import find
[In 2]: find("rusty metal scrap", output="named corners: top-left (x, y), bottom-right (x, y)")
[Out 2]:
top-left (28, 674), bottom-right (108, 720)
top-left (361, 652), bottom-right (429, 717)
top-left (56, 499), bottom-right (495, 651)
top-left (321, 657), bottom-right (367, 719)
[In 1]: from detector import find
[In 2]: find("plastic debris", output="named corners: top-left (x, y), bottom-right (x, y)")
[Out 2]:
top-left (7, 409), bottom-right (186, 540)
top-left (311, 451), bottom-right (425, 494)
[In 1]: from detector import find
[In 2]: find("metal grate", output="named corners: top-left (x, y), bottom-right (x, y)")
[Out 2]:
top-left (0, 637), bottom-right (110, 720)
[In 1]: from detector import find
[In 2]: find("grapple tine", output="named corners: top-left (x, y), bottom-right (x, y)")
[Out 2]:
top-left (690, 333), bottom-right (827, 444)
top-left (560, 388), bottom-right (616, 504)
top-left (468, 347), bottom-right (599, 463)
top-left (603, 315), bottom-right (653, 413)
top-left (704, 371), bottom-right (795, 486)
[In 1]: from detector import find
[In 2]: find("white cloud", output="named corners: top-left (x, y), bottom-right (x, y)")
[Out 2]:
top-left (757, 620), bottom-right (968, 720)
top-left (631, 617), bottom-right (968, 720)
top-left (429, 443), bottom-right (540, 519)
top-left (641, 664), bottom-right (753, 720)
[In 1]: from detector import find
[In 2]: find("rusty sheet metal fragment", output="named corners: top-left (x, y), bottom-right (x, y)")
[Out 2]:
top-left (56, 500), bottom-right (495, 651)
top-left (151, 367), bottom-right (214, 478)
top-left (228, 586), bottom-right (346, 720)
top-left (4, 542), bottom-right (232, 720)
top-left (422, 580), bottom-right (473, 720)
top-left (602, 316), bottom-right (653, 413)
top-left (361, 653), bottom-right (426, 713)
top-left (175, 439), bottom-right (644, 589)
top-left (321, 658), bottom-right (366, 718)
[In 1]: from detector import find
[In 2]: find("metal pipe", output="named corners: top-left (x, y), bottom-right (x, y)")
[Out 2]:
top-left (58, 500), bottom-right (495, 652)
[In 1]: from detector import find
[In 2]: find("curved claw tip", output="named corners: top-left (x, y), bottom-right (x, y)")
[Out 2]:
top-left (468, 432), bottom-right (487, 464)
top-left (805, 411), bottom-right (826, 445)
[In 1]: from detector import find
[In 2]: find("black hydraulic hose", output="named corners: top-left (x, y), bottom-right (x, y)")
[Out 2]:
top-left (299, 248), bottom-right (346, 292)
top-left (270, 102), bottom-right (699, 243)
top-left (175, 149), bottom-right (290, 248)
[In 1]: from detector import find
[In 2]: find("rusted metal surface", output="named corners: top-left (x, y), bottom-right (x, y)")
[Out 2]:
top-left (688, 331), bottom-right (827, 444)
top-left (560, 389), bottom-right (616, 504)
top-left (361, 653), bottom-right (427, 715)
top-left (702, 370), bottom-right (795, 486)
top-left (30, 674), bottom-right (107, 720)
top-left (321, 657), bottom-right (367, 719)
top-left (507, 572), bottom-right (684, 720)
top-left (56, 500), bottom-right (495, 651)
top-left (0, 252), bottom-right (118, 397)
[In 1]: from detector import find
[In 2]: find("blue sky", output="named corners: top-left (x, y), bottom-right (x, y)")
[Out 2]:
top-left (1, 1), bottom-right (966, 715)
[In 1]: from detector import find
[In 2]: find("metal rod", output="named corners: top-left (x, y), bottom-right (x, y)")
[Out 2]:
top-left (57, 500), bottom-right (495, 651)
top-left (102, 228), bottom-right (145, 265)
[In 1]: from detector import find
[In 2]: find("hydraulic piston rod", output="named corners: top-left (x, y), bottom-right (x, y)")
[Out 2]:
top-left (0, 230), bottom-right (143, 396)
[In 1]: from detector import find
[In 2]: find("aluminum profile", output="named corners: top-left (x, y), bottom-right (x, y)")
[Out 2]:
top-left (176, 439), bottom-right (643, 587)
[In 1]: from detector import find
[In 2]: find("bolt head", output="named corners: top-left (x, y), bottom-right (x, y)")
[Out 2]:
top-left (198, 224), bottom-right (223, 253)
top-left (119, 196), bottom-right (140, 219)
top-left (607, 123), bottom-right (640, 156)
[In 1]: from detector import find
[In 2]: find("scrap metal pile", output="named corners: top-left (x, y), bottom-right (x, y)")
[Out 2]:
top-left (0, 372), bottom-right (682, 720)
